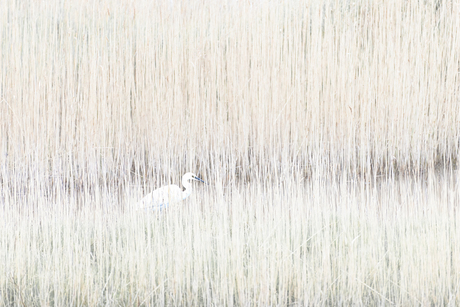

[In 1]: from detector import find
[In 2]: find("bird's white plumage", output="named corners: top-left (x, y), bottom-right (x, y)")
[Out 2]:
top-left (137, 172), bottom-right (205, 210)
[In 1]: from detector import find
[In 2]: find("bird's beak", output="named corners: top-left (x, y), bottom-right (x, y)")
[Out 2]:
top-left (195, 176), bottom-right (207, 185)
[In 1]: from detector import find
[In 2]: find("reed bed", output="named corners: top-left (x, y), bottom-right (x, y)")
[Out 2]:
top-left (1, 0), bottom-right (459, 305)
top-left (2, 172), bottom-right (460, 305)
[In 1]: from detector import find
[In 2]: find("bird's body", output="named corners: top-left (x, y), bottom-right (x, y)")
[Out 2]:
top-left (137, 172), bottom-right (205, 210)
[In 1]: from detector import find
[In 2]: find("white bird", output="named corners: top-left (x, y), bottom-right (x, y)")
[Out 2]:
top-left (137, 172), bottom-right (206, 210)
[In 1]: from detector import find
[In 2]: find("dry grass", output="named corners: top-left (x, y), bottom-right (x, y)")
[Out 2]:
top-left (1, 0), bottom-right (460, 305)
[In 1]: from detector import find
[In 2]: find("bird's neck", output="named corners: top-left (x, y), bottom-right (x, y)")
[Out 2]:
top-left (182, 180), bottom-right (192, 200)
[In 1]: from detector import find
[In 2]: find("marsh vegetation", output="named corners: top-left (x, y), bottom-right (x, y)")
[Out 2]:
top-left (1, 0), bottom-right (459, 305)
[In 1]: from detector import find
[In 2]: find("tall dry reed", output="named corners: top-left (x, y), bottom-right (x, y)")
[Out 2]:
top-left (0, 0), bottom-right (459, 305)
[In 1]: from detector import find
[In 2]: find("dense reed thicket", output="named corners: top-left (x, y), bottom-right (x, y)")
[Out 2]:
top-left (1, 0), bottom-right (459, 190)
top-left (1, 0), bottom-right (459, 305)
